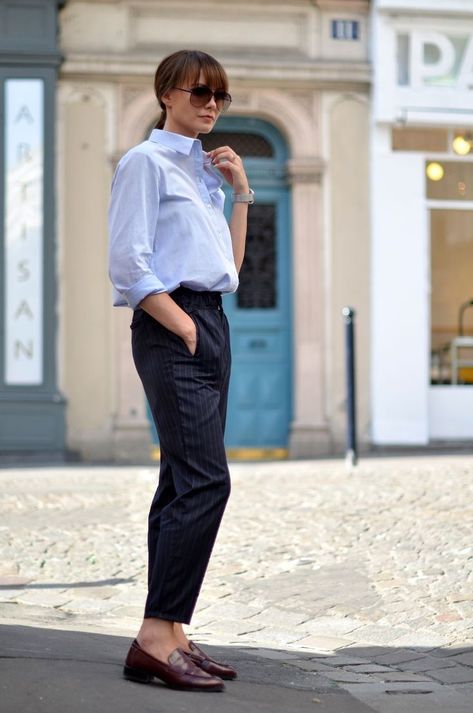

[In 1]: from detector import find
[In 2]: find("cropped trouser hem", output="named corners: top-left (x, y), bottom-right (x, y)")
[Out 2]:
top-left (143, 610), bottom-right (189, 624)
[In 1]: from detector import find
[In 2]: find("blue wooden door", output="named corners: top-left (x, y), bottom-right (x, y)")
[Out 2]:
top-left (202, 118), bottom-right (292, 453)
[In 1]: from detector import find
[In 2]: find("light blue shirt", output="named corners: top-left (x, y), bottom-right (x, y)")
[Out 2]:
top-left (108, 128), bottom-right (239, 309)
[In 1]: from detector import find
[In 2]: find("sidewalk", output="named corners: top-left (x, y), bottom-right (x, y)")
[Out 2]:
top-left (1, 455), bottom-right (473, 711)
top-left (1, 623), bottom-right (376, 713)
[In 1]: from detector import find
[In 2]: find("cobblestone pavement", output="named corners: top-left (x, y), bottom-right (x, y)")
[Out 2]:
top-left (1, 454), bottom-right (473, 711)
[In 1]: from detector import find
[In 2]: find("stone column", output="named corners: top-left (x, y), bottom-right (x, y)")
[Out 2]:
top-left (110, 100), bottom-right (155, 464)
top-left (287, 157), bottom-right (332, 456)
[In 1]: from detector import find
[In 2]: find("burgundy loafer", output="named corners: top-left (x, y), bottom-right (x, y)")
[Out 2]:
top-left (187, 640), bottom-right (237, 680)
top-left (123, 639), bottom-right (225, 692)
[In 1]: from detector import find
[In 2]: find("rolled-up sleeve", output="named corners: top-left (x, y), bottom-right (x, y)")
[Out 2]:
top-left (108, 150), bottom-right (166, 309)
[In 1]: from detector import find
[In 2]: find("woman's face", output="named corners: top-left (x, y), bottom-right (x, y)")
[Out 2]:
top-left (162, 71), bottom-right (221, 138)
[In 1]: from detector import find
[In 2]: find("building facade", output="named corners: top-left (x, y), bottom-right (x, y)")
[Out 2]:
top-left (2, 0), bottom-right (372, 461)
top-left (371, 0), bottom-right (473, 446)
top-left (5, 0), bottom-right (473, 461)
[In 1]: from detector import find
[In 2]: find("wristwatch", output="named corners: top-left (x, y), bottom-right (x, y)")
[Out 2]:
top-left (232, 188), bottom-right (255, 204)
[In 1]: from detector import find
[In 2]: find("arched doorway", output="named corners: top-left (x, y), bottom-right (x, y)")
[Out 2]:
top-left (201, 117), bottom-right (292, 457)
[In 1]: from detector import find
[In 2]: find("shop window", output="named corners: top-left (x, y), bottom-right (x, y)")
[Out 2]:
top-left (430, 210), bottom-right (473, 386)
top-left (426, 161), bottom-right (473, 201)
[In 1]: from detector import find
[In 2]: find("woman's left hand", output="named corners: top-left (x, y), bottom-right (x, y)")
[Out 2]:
top-left (207, 146), bottom-right (249, 194)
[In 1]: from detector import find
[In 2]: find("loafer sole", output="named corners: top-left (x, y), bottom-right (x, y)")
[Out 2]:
top-left (123, 664), bottom-right (225, 692)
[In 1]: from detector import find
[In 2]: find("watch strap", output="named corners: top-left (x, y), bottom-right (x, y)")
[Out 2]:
top-left (232, 188), bottom-right (255, 204)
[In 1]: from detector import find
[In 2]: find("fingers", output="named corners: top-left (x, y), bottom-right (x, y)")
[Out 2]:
top-left (206, 146), bottom-right (249, 190)
top-left (183, 323), bottom-right (197, 356)
top-left (207, 146), bottom-right (241, 166)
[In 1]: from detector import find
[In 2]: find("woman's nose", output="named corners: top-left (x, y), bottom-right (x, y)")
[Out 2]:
top-left (206, 93), bottom-right (217, 109)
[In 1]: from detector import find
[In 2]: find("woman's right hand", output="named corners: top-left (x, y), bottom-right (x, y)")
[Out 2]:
top-left (139, 293), bottom-right (197, 354)
top-left (182, 315), bottom-right (197, 356)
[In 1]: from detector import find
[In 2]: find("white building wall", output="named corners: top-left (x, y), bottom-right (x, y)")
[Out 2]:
top-left (371, 126), bottom-right (429, 444)
top-left (371, 0), bottom-right (473, 445)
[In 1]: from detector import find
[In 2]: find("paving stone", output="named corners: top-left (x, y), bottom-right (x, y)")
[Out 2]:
top-left (449, 650), bottom-right (473, 667)
top-left (0, 589), bottom-right (25, 602)
top-left (208, 618), bottom-right (267, 636)
top-left (383, 682), bottom-right (435, 694)
top-left (295, 634), bottom-right (355, 651)
top-left (343, 646), bottom-right (390, 660)
top-left (105, 605), bottom-right (143, 618)
top-left (344, 664), bottom-right (395, 673)
top-left (322, 670), bottom-right (374, 684)
top-left (426, 664), bottom-right (473, 684)
top-left (310, 654), bottom-right (372, 667)
top-left (392, 631), bottom-right (451, 648)
top-left (429, 642), bottom-right (473, 657)
top-left (245, 648), bottom-right (303, 661)
top-left (284, 659), bottom-right (335, 672)
top-left (345, 682), bottom-right (473, 713)
top-left (60, 598), bottom-right (120, 614)
top-left (0, 576), bottom-right (31, 585)
top-left (245, 606), bottom-right (309, 627)
top-left (13, 589), bottom-right (72, 608)
top-left (371, 671), bottom-right (436, 683)
top-left (399, 655), bottom-right (457, 672)
top-left (353, 625), bottom-right (409, 645)
top-left (294, 616), bottom-right (365, 636)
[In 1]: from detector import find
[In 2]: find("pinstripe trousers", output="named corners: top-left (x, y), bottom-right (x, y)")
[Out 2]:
top-left (130, 287), bottom-right (232, 624)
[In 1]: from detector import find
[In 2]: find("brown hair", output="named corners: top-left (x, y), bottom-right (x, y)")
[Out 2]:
top-left (153, 49), bottom-right (229, 130)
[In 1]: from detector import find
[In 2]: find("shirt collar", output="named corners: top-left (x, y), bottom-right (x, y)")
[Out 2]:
top-left (149, 128), bottom-right (202, 156)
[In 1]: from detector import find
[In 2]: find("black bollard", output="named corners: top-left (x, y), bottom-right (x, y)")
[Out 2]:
top-left (342, 306), bottom-right (358, 467)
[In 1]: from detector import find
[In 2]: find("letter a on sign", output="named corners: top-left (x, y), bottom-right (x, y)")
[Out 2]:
top-left (15, 300), bottom-right (34, 320)
top-left (458, 35), bottom-right (473, 89)
top-left (15, 105), bottom-right (34, 124)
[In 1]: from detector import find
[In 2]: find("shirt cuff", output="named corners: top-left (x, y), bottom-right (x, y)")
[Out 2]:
top-left (125, 274), bottom-right (167, 310)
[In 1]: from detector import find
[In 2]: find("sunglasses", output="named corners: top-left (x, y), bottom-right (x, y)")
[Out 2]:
top-left (173, 85), bottom-right (232, 113)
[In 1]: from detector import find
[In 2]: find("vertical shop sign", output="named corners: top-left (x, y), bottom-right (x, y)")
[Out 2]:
top-left (4, 79), bottom-right (44, 385)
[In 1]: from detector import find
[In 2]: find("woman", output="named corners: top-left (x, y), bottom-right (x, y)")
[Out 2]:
top-left (108, 50), bottom-right (253, 692)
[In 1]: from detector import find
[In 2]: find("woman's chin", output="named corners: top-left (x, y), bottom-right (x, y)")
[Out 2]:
top-left (197, 121), bottom-right (215, 134)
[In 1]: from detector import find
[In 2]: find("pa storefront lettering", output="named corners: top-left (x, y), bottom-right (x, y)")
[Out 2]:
top-left (406, 31), bottom-right (473, 89)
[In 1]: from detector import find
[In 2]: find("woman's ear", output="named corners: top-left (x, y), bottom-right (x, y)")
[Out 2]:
top-left (161, 91), bottom-right (173, 108)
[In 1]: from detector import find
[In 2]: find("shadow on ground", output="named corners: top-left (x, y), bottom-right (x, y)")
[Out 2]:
top-left (2, 625), bottom-right (473, 712)
top-left (0, 577), bottom-right (134, 590)
top-left (0, 624), bottom-right (374, 713)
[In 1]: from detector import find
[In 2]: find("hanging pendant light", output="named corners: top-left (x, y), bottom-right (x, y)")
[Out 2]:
top-left (452, 134), bottom-right (472, 156)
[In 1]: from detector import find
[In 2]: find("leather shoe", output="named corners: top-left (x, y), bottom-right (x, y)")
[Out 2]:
top-left (123, 639), bottom-right (225, 692)
top-left (187, 640), bottom-right (237, 680)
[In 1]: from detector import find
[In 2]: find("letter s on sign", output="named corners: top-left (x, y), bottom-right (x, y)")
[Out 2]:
top-left (17, 259), bottom-right (30, 282)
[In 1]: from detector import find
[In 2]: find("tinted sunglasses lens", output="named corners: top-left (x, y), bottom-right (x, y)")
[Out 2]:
top-left (215, 91), bottom-right (232, 112)
top-left (189, 87), bottom-right (232, 112)
top-left (189, 86), bottom-right (212, 106)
